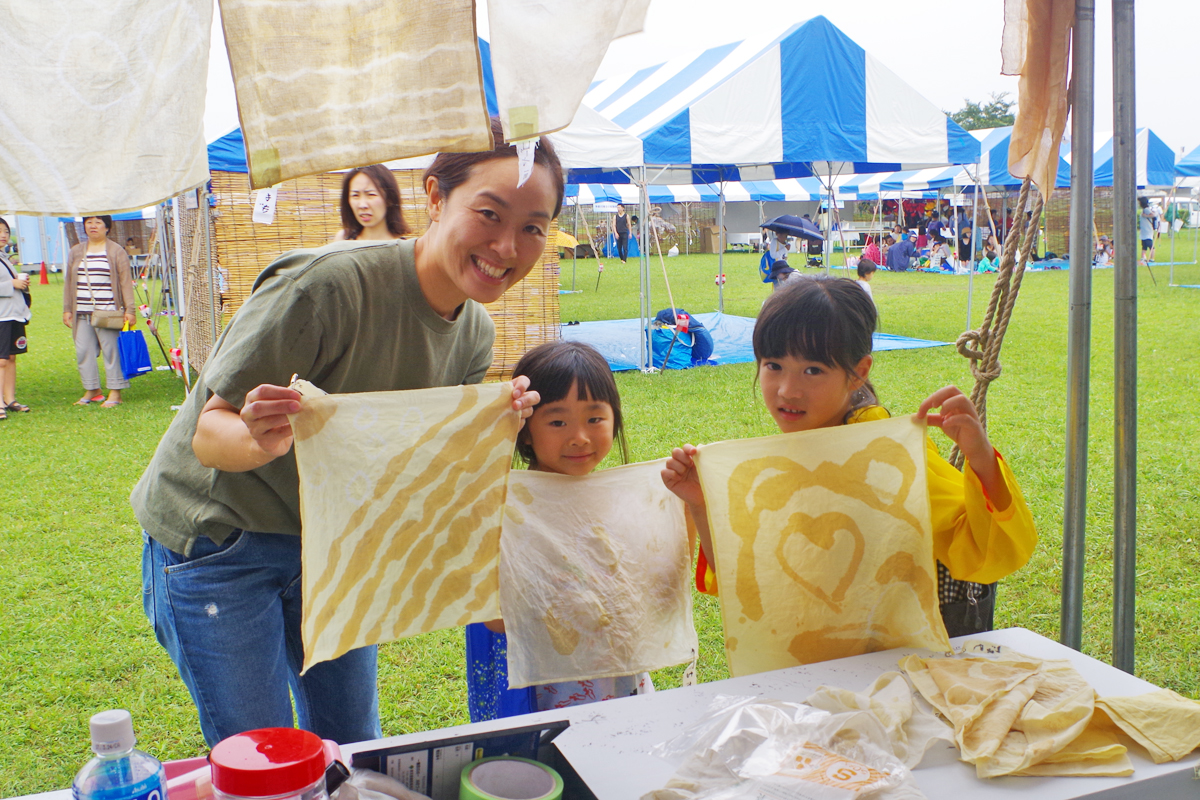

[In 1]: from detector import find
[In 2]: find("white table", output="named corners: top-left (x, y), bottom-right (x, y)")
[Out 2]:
top-left (20, 629), bottom-right (1199, 800)
top-left (342, 628), bottom-right (1200, 800)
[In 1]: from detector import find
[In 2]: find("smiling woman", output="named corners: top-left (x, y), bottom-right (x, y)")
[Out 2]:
top-left (129, 117), bottom-right (564, 748)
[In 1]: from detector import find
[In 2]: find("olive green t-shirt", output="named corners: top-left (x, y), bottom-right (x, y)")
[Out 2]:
top-left (131, 238), bottom-right (494, 555)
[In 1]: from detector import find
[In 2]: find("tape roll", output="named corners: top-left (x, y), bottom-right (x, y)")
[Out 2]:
top-left (459, 756), bottom-right (563, 800)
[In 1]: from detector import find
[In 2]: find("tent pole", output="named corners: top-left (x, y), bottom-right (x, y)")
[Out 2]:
top-left (572, 200), bottom-right (579, 292)
top-left (966, 170), bottom-right (980, 329)
top-left (203, 189), bottom-right (217, 352)
top-left (641, 166), bottom-right (652, 370)
top-left (825, 163), bottom-right (833, 276)
top-left (1168, 181), bottom-right (1177, 283)
top-left (1062, 0), bottom-right (1096, 653)
top-left (684, 203), bottom-right (690, 256)
top-left (1111, 0), bottom-right (1137, 675)
top-left (170, 196), bottom-right (191, 391)
top-left (717, 180), bottom-right (725, 313)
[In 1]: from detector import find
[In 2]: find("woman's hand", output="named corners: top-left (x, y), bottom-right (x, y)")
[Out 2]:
top-left (63, 311), bottom-right (73, 328)
top-left (511, 375), bottom-right (540, 429)
top-left (240, 384), bottom-right (302, 459)
top-left (193, 384), bottom-right (301, 471)
top-left (918, 386), bottom-right (1007, 505)
top-left (13, 274), bottom-right (29, 292)
top-left (661, 445), bottom-right (706, 508)
top-left (124, 312), bottom-right (135, 326)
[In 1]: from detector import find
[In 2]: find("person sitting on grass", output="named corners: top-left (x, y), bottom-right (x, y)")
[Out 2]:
top-left (885, 233), bottom-right (915, 272)
top-left (928, 235), bottom-right (953, 271)
top-left (660, 276), bottom-right (1037, 641)
top-left (855, 258), bottom-right (877, 301)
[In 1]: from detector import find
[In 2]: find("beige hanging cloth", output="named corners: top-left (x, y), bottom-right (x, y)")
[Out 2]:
top-left (487, 0), bottom-right (650, 140)
top-left (219, 0), bottom-right (492, 188)
top-left (694, 414), bottom-right (951, 677)
top-left (1002, 0), bottom-right (1075, 196)
top-left (290, 380), bottom-right (518, 671)
top-left (0, 0), bottom-right (211, 215)
top-left (499, 461), bottom-right (697, 688)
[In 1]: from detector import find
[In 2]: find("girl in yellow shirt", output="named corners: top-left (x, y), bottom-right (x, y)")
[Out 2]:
top-left (661, 276), bottom-right (1036, 640)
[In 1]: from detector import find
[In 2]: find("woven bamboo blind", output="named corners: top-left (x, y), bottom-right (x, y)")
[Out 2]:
top-left (208, 169), bottom-right (561, 381)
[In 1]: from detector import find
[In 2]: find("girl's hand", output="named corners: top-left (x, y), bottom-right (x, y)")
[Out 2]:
top-left (661, 444), bottom-right (706, 508)
top-left (63, 311), bottom-right (73, 328)
top-left (918, 386), bottom-right (1007, 504)
top-left (917, 386), bottom-right (990, 460)
top-left (511, 375), bottom-right (540, 429)
top-left (240, 384), bottom-right (302, 459)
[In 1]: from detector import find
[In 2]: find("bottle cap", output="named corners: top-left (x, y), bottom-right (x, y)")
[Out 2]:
top-left (210, 728), bottom-right (326, 797)
top-left (89, 710), bottom-right (136, 755)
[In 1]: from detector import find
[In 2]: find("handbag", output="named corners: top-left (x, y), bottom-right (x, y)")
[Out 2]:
top-left (117, 322), bottom-right (153, 380)
top-left (80, 251), bottom-right (126, 330)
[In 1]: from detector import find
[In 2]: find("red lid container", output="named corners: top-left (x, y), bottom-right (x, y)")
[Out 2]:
top-left (209, 728), bottom-right (326, 798)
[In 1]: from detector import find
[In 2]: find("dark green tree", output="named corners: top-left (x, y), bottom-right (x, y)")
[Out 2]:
top-left (948, 92), bottom-right (1017, 130)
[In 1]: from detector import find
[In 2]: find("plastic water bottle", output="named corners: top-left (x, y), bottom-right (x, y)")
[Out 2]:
top-left (72, 710), bottom-right (166, 800)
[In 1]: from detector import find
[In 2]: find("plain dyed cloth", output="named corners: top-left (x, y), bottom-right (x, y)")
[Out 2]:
top-left (900, 642), bottom-right (1135, 777)
top-left (1002, 0), bottom-right (1073, 196)
top-left (693, 414), bottom-right (952, 677)
top-left (498, 461), bottom-right (697, 688)
top-left (131, 239), bottom-right (494, 556)
top-left (289, 380), bottom-right (518, 670)
top-left (487, 0), bottom-right (649, 141)
top-left (219, 0), bottom-right (491, 188)
top-left (0, 0), bottom-right (210, 215)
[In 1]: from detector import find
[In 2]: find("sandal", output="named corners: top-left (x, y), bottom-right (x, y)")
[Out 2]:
top-left (101, 400), bottom-right (123, 408)
top-left (0, 408), bottom-right (6, 421)
top-left (5, 402), bottom-right (29, 413)
top-left (74, 396), bottom-right (101, 406)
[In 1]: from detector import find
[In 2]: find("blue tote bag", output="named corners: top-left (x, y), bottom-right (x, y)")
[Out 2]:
top-left (118, 323), bottom-right (153, 380)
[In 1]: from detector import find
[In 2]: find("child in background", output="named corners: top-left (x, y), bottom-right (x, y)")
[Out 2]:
top-left (855, 258), bottom-right (877, 300)
top-left (661, 277), bottom-right (1036, 641)
top-left (977, 248), bottom-right (999, 273)
top-left (928, 235), bottom-right (952, 271)
top-left (466, 341), bottom-right (648, 721)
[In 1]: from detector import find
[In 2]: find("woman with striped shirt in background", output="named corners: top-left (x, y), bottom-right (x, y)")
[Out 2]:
top-left (63, 215), bottom-right (136, 407)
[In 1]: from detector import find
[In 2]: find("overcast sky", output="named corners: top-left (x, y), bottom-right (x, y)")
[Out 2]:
top-left (207, 0), bottom-right (1200, 156)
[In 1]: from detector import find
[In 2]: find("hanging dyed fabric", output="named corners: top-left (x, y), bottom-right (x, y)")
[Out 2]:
top-left (219, 0), bottom-right (491, 188)
top-left (499, 460), bottom-right (697, 688)
top-left (487, 0), bottom-right (649, 141)
top-left (0, 0), bottom-right (211, 215)
top-left (289, 380), bottom-right (518, 671)
top-left (694, 414), bottom-right (951, 677)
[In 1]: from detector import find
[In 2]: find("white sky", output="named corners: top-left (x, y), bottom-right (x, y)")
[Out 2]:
top-left (206, 0), bottom-right (1200, 157)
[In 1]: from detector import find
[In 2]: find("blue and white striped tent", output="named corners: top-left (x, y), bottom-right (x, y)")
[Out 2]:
top-left (1175, 143), bottom-right (1200, 178)
top-left (1092, 129), bottom-right (1175, 188)
top-left (566, 179), bottom-right (938, 206)
top-left (582, 15), bottom-right (978, 179)
top-left (969, 126), bottom-right (1072, 188)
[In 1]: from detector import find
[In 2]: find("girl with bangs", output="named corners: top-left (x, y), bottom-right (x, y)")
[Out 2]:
top-left (466, 340), bottom-right (651, 721)
top-left (661, 276), bottom-right (1037, 642)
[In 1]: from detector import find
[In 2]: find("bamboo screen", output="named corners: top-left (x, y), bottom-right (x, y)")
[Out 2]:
top-left (208, 169), bottom-right (561, 381)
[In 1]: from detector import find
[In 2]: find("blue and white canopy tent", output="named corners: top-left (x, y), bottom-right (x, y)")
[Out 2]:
top-left (578, 15), bottom-right (979, 367)
top-left (1091, 128), bottom-right (1176, 189)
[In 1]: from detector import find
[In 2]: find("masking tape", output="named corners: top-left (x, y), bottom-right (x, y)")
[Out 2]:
top-left (459, 756), bottom-right (563, 800)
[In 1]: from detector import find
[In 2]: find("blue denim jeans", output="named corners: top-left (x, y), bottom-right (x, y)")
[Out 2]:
top-left (142, 530), bottom-right (382, 747)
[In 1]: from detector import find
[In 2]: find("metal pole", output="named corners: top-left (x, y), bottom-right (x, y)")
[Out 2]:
top-left (717, 181), bottom-right (725, 313)
top-left (572, 200), bottom-right (578, 292)
top-left (967, 171), bottom-right (980, 329)
top-left (202, 189), bottom-right (217, 349)
top-left (1111, 0), bottom-right (1137, 674)
top-left (171, 196), bottom-right (191, 389)
top-left (825, 163), bottom-right (833, 276)
top-left (684, 203), bottom-right (690, 256)
top-left (640, 167), bottom-right (652, 370)
top-left (1062, 0), bottom-right (1096, 653)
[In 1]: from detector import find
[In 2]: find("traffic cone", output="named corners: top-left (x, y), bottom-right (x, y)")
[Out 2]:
top-left (39, 261), bottom-right (48, 285)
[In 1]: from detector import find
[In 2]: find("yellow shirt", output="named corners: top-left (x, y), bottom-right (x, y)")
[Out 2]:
top-left (695, 405), bottom-right (1038, 593)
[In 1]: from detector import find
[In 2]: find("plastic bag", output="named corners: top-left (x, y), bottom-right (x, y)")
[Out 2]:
top-left (643, 696), bottom-right (927, 800)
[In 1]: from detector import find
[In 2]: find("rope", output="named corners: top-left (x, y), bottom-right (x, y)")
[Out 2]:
top-left (950, 177), bottom-right (1043, 469)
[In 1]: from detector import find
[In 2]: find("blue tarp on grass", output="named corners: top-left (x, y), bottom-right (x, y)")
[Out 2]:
top-left (561, 312), bottom-right (949, 372)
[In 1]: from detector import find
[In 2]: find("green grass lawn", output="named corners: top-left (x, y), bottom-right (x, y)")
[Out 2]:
top-left (3, 246), bottom-right (1199, 793)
